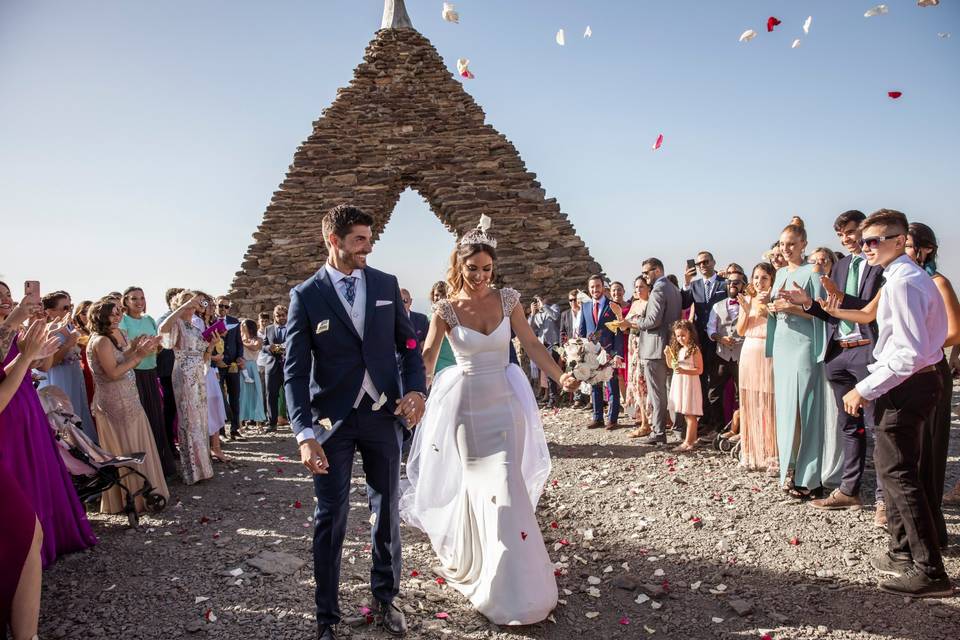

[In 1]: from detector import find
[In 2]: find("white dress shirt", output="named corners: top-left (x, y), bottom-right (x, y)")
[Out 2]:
top-left (855, 255), bottom-right (946, 401)
top-left (706, 299), bottom-right (740, 339)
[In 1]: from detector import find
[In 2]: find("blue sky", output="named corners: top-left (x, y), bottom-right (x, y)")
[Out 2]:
top-left (1, 0), bottom-right (957, 314)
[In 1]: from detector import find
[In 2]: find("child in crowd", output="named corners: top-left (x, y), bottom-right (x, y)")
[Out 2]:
top-left (666, 319), bottom-right (703, 452)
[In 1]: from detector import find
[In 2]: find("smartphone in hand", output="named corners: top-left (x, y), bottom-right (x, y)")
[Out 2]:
top-left (686, 258), bottom-right (696, 270)
top-left (24, 280), bottom-right (41, 305)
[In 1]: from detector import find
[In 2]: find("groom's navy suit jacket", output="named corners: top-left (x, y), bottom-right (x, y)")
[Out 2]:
top-left (284, 266), bottom-right (427, 444)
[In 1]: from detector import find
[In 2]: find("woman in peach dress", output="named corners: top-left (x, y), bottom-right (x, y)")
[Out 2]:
top-left (735, 263), bottom-right (778, 473)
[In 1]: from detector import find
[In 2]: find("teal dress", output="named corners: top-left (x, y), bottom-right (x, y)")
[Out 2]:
top-left (430, 312), bottom-right (457, 374)
top-left (765, 263), bottom-right (827, 489)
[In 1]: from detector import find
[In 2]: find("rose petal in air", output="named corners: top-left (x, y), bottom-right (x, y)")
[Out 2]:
top-left (652, 134), bottom-right (664, 150)
top-left (521, 531), bottom-right (528, 540)
top-left (739, 29), bottom-right (758, 43)
top-left (888, 91), bottom-right (903, 99)
top-left (767, 17), bottom-right (781, 32)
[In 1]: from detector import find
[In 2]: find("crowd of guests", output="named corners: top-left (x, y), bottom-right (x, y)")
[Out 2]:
top-left (0, 283), bottom-right (297, 637)
top-left (1, 209), bottom-right (958, 637)
top-left (520, 209), bottom-right (959, 597)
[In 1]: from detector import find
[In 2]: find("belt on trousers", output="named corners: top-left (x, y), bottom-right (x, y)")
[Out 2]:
top-left (914, 364), bottom-right (937, 375)
top-left (837, 338), bottom-right (871, 349)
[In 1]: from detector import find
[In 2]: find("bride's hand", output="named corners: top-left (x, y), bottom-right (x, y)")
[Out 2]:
top-left (395, 392), bottom-right (426, 425)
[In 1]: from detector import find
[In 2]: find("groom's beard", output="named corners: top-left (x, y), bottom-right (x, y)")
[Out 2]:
top-left (337, 248), bottom-right (369, 271)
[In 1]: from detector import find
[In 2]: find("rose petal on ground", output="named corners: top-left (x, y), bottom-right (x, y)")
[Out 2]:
top-left (204, 609), bottom-right (217, 623)
top-left (293, 500), bottom-right (302, 509)
top-left (619, 616), bottom-right (630, 625)
top-left (435, 612), bottom-right (449, 619)
top-left (435, 577), bottom-right (446, 585)
top-left (789, 536), bottom-right (801, 545)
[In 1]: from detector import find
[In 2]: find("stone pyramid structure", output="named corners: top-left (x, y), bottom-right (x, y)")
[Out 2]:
top-left (230, 1), bottom-right (602, 314)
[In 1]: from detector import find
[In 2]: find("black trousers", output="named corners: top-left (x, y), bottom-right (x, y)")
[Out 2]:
top-left (874, 369), bottom-right (945, 576)
top-left (920, 356), bottom-right (952, 548)
top-left (219, 369), bottom-right (242, 434)
top-left (824, 344), bottom-right (872, 497)
top-left (544, 345), bottom-right (561, 405)
top-left (698, 339), bottom-right (720, 429)
top-left (706, 356), bottom-right (738, 430)
top-left (312, 398), bottom-right (402, 624)
top-left (265, 367), bottom-right (283, 427)
top-left (158, 374), bottom-right (178, 450)
top-left (134, 368), bottom-right (177, 476)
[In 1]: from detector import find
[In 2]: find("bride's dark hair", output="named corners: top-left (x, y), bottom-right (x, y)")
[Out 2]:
top-left (446, 243), bottom-right (497, 296)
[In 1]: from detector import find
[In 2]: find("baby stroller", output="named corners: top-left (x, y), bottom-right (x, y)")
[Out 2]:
top-left (40, 386), bottom-right (166, 528)
top-left (713, 416), bottom-right (742, 461)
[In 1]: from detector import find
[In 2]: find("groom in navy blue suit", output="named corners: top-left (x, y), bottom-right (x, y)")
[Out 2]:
top-left (578, 274), bottom-right (623, 429)
top-left (285, 205), bottom-right (426, 640)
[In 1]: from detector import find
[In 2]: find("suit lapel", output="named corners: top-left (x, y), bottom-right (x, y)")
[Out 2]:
top-left (313, 269), bottom-right (361, 341)
top-left (363, 269), bottom-right (377, 339)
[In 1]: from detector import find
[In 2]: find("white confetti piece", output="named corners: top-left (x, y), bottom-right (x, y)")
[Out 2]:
top-left (556, 29), bottom-right (566, 46)
top-left (192, 495), bottom-right (202, 500)
top-left (441, 2), bottom-right (459, 23)
top-left (803, 16), bottom-right (812, 34)
top-left (653, 568), bottom-right (665, 577)
top-left (587, 576), bottom-right (602, 585)
top-left (792, 38), bottom-right (801, 48)
top-left (635, 594), bottom-right (650, 604)
top-left (369, 512), bottom-right (377, 526)
top-left (587, 586), bottom-right (601, 598)
top-left (584, 25), bottom-right (592, 38)
top-left (195, 596), bottom-right (210, 604)
top-left (227, 568), bottom-right (243, 577)
top-left (864, 4), bottom-right (888, 17)
top-left (651, 601), bottom-right (662, 610)
top-left (585, 611), bottom-right (600, 619)
top-left (690, 580), bottom-right (702, 590)
top-left (739, 29), bottom-right (757, 43)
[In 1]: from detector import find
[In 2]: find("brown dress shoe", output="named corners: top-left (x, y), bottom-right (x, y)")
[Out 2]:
top-left (604, 420), bottom-right (619, 431)
top-left (810, 489), bottom-right (862, 510)
top-left (628, 425), bottom-right (652, 438)
top-left (874, 502), bottom-right (888, 529)
top-left (586, 421), bottom-right (603, 429)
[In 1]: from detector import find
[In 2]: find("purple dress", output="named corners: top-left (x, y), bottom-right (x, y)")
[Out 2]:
top-left (0, 341), bottom-right (97, 568)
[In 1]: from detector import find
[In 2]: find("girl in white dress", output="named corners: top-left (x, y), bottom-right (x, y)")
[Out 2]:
top-left (400, 221), bottom-right (577, 625)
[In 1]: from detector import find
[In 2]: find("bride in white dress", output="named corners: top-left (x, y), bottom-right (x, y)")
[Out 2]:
top-left (399, 221), bottom-right (577, 625)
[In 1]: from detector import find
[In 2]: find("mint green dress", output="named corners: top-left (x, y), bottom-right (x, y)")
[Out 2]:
top-left (430, 313), bottom-right (457, 374)
top-left (765, 263), bottom-right (828, 490)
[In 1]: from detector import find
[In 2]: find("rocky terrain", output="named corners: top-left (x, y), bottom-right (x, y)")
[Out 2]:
top-left (40, 407), bottom-right (959, 640)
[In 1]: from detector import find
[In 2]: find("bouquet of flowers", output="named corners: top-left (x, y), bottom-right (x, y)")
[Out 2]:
top-left (561, 337), bottom-right (620, 395)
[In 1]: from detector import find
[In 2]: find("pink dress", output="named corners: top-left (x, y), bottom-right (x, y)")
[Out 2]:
top-left (738, 311), bottom-right (778, 470)
top-left (669, 348), bottom-right (702, 416)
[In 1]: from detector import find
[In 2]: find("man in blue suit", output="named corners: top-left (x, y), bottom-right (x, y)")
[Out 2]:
top-left (285, 204), bottom-right (427, 640)
top-left (578, 274), bottom-right (622, 429)
top-left (401, 288), bottom-right (429, 349)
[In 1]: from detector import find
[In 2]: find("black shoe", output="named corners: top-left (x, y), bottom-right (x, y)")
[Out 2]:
top-left (230, 431), bottom-right (245, 441)
top-left (870, 552), bottom-right (914, 577)
top-left (878, 567), bottom-right (954, 598)
top-left (265, 425), bottom-right (277, 433)
top-left (316, 623), bottom-right (337, 640)
top-left (639, 434), bottom-right (667, 446)
top-left (219, 427), bottom-right (226, 438)
top-left (377, 600), bottom-right (407, 636)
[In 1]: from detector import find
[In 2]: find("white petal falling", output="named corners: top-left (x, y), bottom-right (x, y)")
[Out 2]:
top-left (739, 29), bottom-right (758, 42)
top-left (792, 38), bottom-right (801, 48)
top-left (556, 29), bottom-right (566, 46)
top-left (864, 5), bottom-right (888, 18)
top-left (937, 32), bottom-right (951, 38)
top-left (478, 214), bottom-right (492, 233)
top-left (803, 16), bottom-right (812, 34)
top-left (441, 2), bottom-right (459, 23)
top-left (584, 25), bottom-right (592, 38)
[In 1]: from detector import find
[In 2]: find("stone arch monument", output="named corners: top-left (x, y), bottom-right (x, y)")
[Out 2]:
top-left (229, 0), bottom-right (602, 314)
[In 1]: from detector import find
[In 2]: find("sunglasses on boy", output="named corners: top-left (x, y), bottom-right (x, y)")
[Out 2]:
top-left (860, 234), bottom-right (902, 250)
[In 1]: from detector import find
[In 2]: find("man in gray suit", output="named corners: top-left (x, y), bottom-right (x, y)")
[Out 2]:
top-left (529, 295), bottom-right (562, 407)
top-left (630, 258), bottom-right (683, 446)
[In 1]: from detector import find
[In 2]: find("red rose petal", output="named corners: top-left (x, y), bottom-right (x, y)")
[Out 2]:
top-left (551, 479), bottom-right (559, 487)
top-left (690, 516), bottom-right (702, 523)
top-left (619, 616), bottom-right (631, 625)
top-left (521, 531), bottom-right (528, 540)
top-left (789, 536), bottom-right (801, 546)
top-left (652, 133), bottom-right (664, 150)
top-left (767, 17), bottom-right (782, 32)
top-left (199, 516), bottom-right (210, 524)
top-left (888, 91), bottom-right (902, 99)
top-left (293, 500), bottom-right (302, 509)
top-left (550, 521), bottom-right (559, 529)
top-left (558, 538), bottom-right (569, 546)
top-left (410, 570), bottom-right (420, 577)
top-left (435, 577), bottom-right (446, 585)
top-left (436, 612), bottom-right (449, 619)
top-left (727, 496), bottom-right (735, 503)
top-left (554, 568), bottom-right (564, 576)
top-left (762, 635), bottom-right (773, 640)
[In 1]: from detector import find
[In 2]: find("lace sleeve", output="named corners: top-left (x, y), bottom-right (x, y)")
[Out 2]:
top-left (432, 299), bottom-right (459, 328)
top-left (501, 288), bottom-right (522, 318)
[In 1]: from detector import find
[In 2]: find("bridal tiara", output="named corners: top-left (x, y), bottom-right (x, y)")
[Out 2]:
top-left (458, 214), bottom-right (498, 249)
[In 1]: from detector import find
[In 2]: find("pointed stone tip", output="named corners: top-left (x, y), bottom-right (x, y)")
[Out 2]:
top-left (381, 0), bottom-right (415, 30)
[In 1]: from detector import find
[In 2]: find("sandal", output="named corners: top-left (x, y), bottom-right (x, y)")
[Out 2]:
top-left (672, 442), bottom-right (695, 453)
top-left (628, 426), bottom-right (652, 438)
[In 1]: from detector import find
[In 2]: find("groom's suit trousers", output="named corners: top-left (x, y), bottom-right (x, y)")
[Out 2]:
top-left (312, 396), bottom-right (404, 625)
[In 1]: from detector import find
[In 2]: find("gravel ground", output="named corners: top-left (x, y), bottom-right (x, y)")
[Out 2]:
top-left (40, 403), bottom-right (960, 640)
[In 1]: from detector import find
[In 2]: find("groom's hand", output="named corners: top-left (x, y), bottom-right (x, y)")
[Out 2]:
top-left (299, 439), bottom-right (329, 475)
top-left (394, 392), bottom-right (426, 426)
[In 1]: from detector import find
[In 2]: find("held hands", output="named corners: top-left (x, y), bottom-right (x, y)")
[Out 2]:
top-left (299, 438), bottom-right (329, 475)
top-left (394, 392), bottom-right (426, 426)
